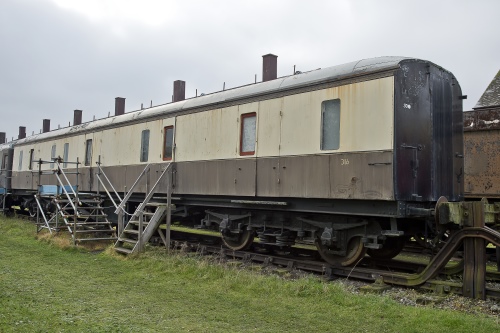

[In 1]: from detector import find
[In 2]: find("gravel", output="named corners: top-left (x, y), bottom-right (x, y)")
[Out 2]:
top-left (332, 278), bottom-right (500, 318)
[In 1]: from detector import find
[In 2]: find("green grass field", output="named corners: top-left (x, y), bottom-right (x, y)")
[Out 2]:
top-left (0, 216), bottom-right (498, 332)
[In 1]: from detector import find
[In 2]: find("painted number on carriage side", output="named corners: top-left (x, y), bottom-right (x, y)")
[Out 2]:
top-left (341, 158), bottom-right (349, 166)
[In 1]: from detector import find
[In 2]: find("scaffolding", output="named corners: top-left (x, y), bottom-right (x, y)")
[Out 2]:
top-left (35, 157), bottom-right (116, 244)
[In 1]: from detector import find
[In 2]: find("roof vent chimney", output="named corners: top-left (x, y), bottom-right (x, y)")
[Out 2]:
top-left (73, 110), bottom-right (82, 126)
top-left (0, 132), bottom-right (5, 144)
top-left (115, 97), bottom-right (125, 116)
top-left (262, 54), bottom-right (278, 82)
top-left (173, 80), bottom-right (186, 102)
top-left (18, 126), bottom-right (26, 140)
top-left (43, 119), bottom-right (50, 133)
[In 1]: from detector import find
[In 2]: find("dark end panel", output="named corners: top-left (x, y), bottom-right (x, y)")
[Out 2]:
top-left (394, 60), bottom-right (463, 202)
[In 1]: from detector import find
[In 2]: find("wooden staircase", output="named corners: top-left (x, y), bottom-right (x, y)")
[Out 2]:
top-left (34, 158), bottom-right (116, 243)
top-left (114, 163), bottom-right (173, 255)
top-left (114, 203), bottom-right (168, 254)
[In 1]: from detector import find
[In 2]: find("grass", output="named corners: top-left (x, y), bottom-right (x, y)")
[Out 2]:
top-left (0, 216), bottom-right (498, 332)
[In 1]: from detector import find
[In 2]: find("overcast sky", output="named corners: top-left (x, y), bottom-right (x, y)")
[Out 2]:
top-left (1, 0), bottom-right (499, 141)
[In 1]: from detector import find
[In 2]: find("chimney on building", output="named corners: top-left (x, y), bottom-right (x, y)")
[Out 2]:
top-left (0, 132), bottom-right (5, 144)
top-left (18, 126), bottom-right (26, 139)
top-left (115, 97), bottom-right (125, 116)
top-left (262, 54), bottom-right (278, 82)
top-left (73, 110), bottom-right (83, 126)
top-left (43, 119), bottom-right (50, 133)
top-left (173, 80), bottom-right (186, 102)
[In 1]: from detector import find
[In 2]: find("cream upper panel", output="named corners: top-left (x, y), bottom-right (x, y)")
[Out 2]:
top-left (175, 106), bottom-right (241, 161)
top-left (256, 98), bottom-right (282, 157)
top-left (13, 133), bottom-right (91, 171)
top-left (97, 120), bottom-right (163, 166)
top-left (279, 76), bottom-right (394, 156)
top-left (173, 77), bottom-right (393, 161)
top-left (12, 76), bottom-right (394, 168)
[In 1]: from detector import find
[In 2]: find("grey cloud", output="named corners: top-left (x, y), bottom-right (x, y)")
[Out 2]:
top-left (0, 0), bottom-right (499, 140)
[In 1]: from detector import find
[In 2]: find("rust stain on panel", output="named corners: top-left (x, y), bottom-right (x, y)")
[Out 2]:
top-left (464, 108), bottom-right (500, 131)
top-left (464, 129), bottom-right (500, 198)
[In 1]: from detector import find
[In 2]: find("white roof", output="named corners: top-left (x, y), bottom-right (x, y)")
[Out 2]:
top-left (14, 56), bottom-right (413, 145)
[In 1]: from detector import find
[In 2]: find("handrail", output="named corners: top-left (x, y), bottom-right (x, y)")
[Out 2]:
top-left (131, 163), bottom-right (172, 218)
top-left (53, 173), bottom-right (79, 215)
top-left (114, 164), bottom-right (151, 214)
top-left (54, 160), bottom-right (78, 200)
top-left (34, 194), bottom-right (53, 234)
top-left (95, 162), bottom-right (122, 210)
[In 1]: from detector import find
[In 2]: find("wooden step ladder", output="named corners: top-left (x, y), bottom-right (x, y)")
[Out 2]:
top-left (114, 203), bottom-right (168, 254)
top-left (114, 163), bottom-right (173, 255)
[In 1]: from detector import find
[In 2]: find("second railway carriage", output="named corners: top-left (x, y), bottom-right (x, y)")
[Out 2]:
top-left (0, 142), bottom-right (14, 212)
top-left (9, 56), bottom-right (464, 265)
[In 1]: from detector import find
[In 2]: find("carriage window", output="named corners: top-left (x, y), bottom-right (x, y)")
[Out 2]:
top-left (50, 144), bottom-right (56, 168)
top-left (321, 99), bottom-right (341, 150)
top-left (85, 139), bottom-right (92, 166)
top-left (28, 149), bottom-right (35, 170)
top-left (18, 151), bottom-right (23, 171)
top-left (63, 143), bottom-right (69, 168)
top-left (140, 130), bottom-right (150, 162)
top-left (163, 126), bottom-right (174, 161)
top-left (240, 112), bottom-right (256, 156)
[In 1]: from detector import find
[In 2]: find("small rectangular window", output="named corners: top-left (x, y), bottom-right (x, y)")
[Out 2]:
top-left (63, 143), bottom-right (69, 168)
top-left (29, 149), bottom-right (35, 170)
top-left (85, 139), bottom-right (92, 166)
top-left (50, 144), bottom-right (56, 168)
top-left (240, 112), bottom-right (256, 156)
top-left (140, 130), bottom-right (150, 162)
top-left (18, 151), bottom-right (23, 171)
top-left (321, 99), bottom-right (341, 150)
top-left (163, 126), bottom-right (174, 161)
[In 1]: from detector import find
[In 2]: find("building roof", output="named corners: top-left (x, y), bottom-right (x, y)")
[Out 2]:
top-left (474, 70), bottom-right (500, 109)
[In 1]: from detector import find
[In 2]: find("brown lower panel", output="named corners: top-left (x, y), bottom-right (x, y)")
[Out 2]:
top-left (11, 151), bottom-right (394, 200)
top-left (175, 159), bottom-right (256, 196)
top-left (176, 151), bottom-right (393, 200)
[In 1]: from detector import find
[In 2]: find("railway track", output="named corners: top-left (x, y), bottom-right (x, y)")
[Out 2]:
top-left (163, 230), bottom-right (500, 300)
top-left (17, 211), bottom-right (500, 300)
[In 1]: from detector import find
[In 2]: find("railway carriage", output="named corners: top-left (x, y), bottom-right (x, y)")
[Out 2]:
top-left (0, 142), bottom-right (14, 211)
top-left (5, 56), bottom-right (464, 265)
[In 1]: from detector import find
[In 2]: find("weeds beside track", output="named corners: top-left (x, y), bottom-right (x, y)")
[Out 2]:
top-left (0, 216), bottom-right (498, 332)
